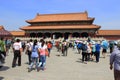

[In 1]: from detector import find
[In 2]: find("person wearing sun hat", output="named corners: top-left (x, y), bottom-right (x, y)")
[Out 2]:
top-left (95, 41), bottom-right (101, 63)
top-left (81, 41), bottom-right (88, 64)
top-left (110, 41), bottom-right (120, 80)
top-left (101, 39), bottom-right (109, 58)
top-left (91, 41), bottom-right (96, 61)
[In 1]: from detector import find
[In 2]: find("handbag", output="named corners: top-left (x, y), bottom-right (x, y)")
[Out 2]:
top-left (45, 49), bottom-right (49, 56)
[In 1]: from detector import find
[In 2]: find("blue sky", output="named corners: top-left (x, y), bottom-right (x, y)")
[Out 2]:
top-left (0, 0), bottom-right (120, 31)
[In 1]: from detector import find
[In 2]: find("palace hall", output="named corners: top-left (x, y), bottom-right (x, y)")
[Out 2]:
top-left (20, 11), bottom-right (101, 39)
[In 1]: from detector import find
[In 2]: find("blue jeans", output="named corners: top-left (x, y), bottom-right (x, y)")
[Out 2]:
top-left (29, 57), bottom-right (39, 69)
top-left (38, 55), bottom-right (46, 69)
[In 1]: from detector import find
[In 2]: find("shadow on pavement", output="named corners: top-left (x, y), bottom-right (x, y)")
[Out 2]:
top-left (0, 66), bottom-right (10, 71)
top-left (76, 58), bottom-right (83, 63)
top-left (0, 76), bottom-right (4, 80)
top-left (24, 62), bottom-right (29, 65)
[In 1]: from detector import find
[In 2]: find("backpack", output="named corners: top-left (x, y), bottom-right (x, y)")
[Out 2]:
top-left (77, 43), bottom-right (82, 49)
top-left (82, 44), bottom-right (87, 51)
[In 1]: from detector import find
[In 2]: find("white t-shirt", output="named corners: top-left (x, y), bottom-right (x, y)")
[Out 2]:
top-left (38, 42), bottom-right (42, 49)
top-left (13, 42), bottom-right (22, 50)
top-left (40, 44), bottom-right (47, 49)
top-left (26, 42), bottom-right (33, 51)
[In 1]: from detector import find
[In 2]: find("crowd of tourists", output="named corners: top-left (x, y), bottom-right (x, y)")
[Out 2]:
top-left (0, 37), bottom-right (52, 72)
top-left (55, 38), bottom-right (120, 80)
top-left (55, 39), bottom-right (112, 63)
top-left (0, 37), bottom-right (120, 79)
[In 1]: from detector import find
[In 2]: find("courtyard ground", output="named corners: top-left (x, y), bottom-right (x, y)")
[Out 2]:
top-left (0, 47), bottom-right (113, 80)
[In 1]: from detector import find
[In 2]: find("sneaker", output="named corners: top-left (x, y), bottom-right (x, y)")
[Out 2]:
top-left (18, 65), bottom-right (21, 66)
top-left (41, 68), bottom-right (46, 71)
top-left (84, 62), bottom-right (87, 64)
top-left (12, 65), bottom-right (16, 68)
top-left (37, 68), bottom-right (40, 72)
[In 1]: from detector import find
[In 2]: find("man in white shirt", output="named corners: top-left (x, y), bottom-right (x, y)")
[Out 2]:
top-left (12, 39), bottom-right (22, 68)
top-left (26, 39), bottom-right (33, 65)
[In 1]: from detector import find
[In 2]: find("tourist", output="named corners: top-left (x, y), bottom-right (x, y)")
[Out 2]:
top-left (0, 37), bottom-right (6, 68)
top-left (47, 41), bottom-right (52, 57)
top-left (38, 39), bottom-right (44, 62)
top-left (38, 39), bottom-right (44, 48)
top-left (101, 40), bottom-right (109, 58)
top-left (21, 40), bottom-right (26, 52)
top-left (109, 41), bottom-right (115, 53)
top-left (77, 41), bottom-right (82, 54)
top-left (87, 42), bottom-right (92, 61)
top-left (95, 41), bottom-right (101, 63)
top-left (28, 40), bottom-right (39, 72)
top-left (5, 38), bottom-right (11, 56)
top-left (110, 41), bottom-right (120, 80)
top-left (0, 37), bottom-right (6, 59)
top-left (12, 39), bottom-right (22, 68)
top-left (113, 41), bottom-right (118, 51)
top-left (91, 41), bottom-right (96, 61)
top-left (73, 41), bottom-right (77, 50)
top-left (58, 41), bottom-right (62, 52)
top-left (62, 40), bottom-right (68, 56)
top-left (81, 41), bottom-right (88, 64)
top-left (0, 53), bottom-right (4, 68)
top-left (55, 41), bottom-right (59, 52)
top-left (38, 40), bottom-right (48, 71)
top-left (25, 39), bottom-right (33, 65)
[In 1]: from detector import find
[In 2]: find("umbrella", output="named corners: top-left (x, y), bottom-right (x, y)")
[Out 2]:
top-left (102, 40), bottom-right (109, 49)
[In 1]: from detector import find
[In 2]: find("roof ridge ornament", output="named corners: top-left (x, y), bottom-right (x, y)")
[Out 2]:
top-left (37, 13), bottom-right (40, 16)
top-left (85, 11), bottom-right (88, 15)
